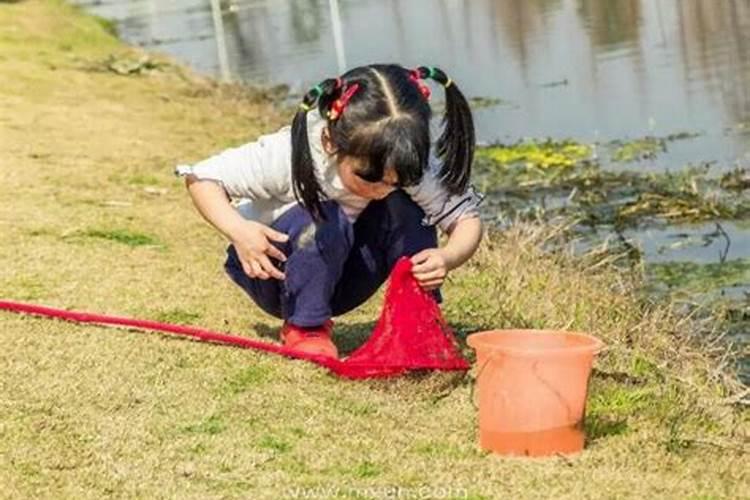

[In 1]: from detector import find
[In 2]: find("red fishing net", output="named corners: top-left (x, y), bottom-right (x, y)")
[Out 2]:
top-left (330, 257), bottom-right (470, 378)
top-left (0, 257), bottom-right (469, 379)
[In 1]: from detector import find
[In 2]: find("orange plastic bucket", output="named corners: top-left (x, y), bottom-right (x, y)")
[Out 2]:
top-left (467, 329), bottom-right (604, 457)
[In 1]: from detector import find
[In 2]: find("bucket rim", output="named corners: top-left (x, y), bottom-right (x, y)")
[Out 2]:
top-left (466, 329), bottom-right (605, 357)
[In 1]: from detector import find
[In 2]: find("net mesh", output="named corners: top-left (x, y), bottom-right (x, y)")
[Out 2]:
top-left (331, 257), bottom-right (469, 378)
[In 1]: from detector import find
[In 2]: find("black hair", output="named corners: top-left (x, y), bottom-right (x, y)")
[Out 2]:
top-left (291, 64), bottom-right (475, 219)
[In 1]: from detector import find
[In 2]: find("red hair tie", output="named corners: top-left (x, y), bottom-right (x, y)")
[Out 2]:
top-left (408, 69), bottom-right (431, 100)
top-left (328, 82), bottom-right (360, 120)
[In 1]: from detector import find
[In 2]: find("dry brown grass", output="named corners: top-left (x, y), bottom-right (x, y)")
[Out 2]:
top-left (0, 1), bottom-right (748, 499)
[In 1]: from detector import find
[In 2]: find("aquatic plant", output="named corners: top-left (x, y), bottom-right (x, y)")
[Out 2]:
top-left (475, 156), bottom-right (750, 228)
top-left (477, 139), bottom-right (593, 169)
top-left (720, 168), bottom-right (750, 191)
top-left (647, 259), bottom-right (750, 294)
top-left (609, 132), bottom-right (701, 163)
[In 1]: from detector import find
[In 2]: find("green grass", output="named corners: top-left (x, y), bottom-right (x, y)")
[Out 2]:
top-left (154, 308), bottom-right (202, 325)
top-left (80, 228), bottom-right (159, 247)
top-left (0, 1), bottom-right (747, 499)
top-left (183, 415), bottom-right (226, 435)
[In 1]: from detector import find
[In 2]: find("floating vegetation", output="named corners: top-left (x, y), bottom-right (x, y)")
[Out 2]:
top-left (540, 78), bottom-right (569, 88)
top-left (430, 96), bottom-right (511, 114)
top-left (467, 96), bottom-right (508, 109)
top-left (475, 158), bottom-right (750, 228)
top-left (616, 190), bottom-right (730, 224)
top-left (720, 168), bottom-right (750, 191)
top-left (656, 225), bottom-right (730, 255)
top-left (725, 121), bottom-right (750, 136)
top-left (610, 137), bottom-right (664, 162)
top-left (609, 132), bottom-right (701, 163)
top-left (476, 139), bottom-right (593, 169)
top-left (613, 167), bottom-right (750, 225)
top-left (647, 259), bottom-right (750, 294)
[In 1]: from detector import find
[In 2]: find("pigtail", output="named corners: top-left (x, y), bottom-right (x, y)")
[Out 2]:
top-left (416, 66), bottom-right (475, 194)
top-left (291, 79), bottom-right (342, 220)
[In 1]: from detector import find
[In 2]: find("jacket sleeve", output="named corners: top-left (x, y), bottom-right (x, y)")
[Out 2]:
top-left (403, 154), bottom-right (484, 232)
top-left (174, 126), bottom-right (292, 201)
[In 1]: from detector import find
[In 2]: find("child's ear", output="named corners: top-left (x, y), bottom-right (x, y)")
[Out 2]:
top-left (321, 126), bottom-right (337, 155)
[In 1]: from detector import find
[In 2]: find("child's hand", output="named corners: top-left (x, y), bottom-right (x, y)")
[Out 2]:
top-left (410, 249), bottom-right (450, 291)
top-left (231, 221), bottom-right (289, 280)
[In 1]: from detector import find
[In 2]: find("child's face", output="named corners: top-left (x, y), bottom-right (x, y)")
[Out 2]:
top-left (337, 156), bottom-right (398, 200)
top-left (322, 127), bottom-right (398, 200)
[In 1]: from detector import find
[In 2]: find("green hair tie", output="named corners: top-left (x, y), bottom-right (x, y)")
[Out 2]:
top-left (427, 67), bottom-right (437, 79)
top-left (311, 84), bottom-right (324, 98)
top-left (299, 103), bottom-right (313, 112)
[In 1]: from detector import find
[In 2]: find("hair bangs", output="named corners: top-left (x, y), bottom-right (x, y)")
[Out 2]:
top-left (343, 117), bottom-right (429, 187)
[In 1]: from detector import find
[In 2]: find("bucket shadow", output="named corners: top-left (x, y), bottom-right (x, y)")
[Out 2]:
top-left (585, 414), bottom-right (629, 443)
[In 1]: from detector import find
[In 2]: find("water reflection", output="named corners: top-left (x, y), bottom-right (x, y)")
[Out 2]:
top-left (72, 0), bottom-right (750, 160)
top-left (577, 0), bottom-right (642, 52)
top-left (676, 0), bottom-right (750, 126)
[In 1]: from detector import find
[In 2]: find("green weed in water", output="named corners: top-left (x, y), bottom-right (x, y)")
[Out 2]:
top-left (475, 158), bottom-right (750, 228)
top-left (477, 139), bottom-right (592, 169)
top-left (720, 168), bottom-right (750, 191)
top-left (610, 137), bottom-right (665, 163)
top-left (647, 259), bottom-right (750, 294)
top-left (609, 132), bottom-right (700, 163)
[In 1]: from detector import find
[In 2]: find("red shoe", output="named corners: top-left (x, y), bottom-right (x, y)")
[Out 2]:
top-left (280, 320), bottom-right (338, 358)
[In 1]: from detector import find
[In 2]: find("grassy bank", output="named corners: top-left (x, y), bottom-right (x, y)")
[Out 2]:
top-left (0, 1), bottom-right (747, 498)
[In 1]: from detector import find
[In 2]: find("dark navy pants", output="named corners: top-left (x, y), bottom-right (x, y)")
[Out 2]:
top-left (224, 190), bottom-right (440, 327)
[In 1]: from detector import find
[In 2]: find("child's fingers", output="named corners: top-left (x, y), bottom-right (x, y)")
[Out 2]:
top-left (413, 267), bottom-right (445, 280)
top-left (241, 260), bottom-right (255, 278)
top-left (419, 279), bottom-right (443, 290)
top-left (412, 264), bottom-right (436, 274)
top-left (411, 257), bottom-right (438, 274)
top-left (264, 228), bottom-right (289, 243)
top-left (251, 260), bottom-right (270, 279)
top-left (259, 255), bottom-right (285, 280)
top-left (266, 244), bottom-right (287, 263)
top-left (420, 275), bottom-right (445, 285)
top-left (410, 250), bottom-right (431, 265)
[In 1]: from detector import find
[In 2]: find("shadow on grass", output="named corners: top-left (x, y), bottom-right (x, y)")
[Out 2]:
top-left (249, 320), bottom-right (375, 356)
top-left (585, 414), bottom-right (629, 443)
top-left (251, 319), bottom-right (485, 357)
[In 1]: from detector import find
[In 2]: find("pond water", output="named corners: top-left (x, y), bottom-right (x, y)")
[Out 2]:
top-left (74, 0), bottom-right (749, 356)
top-left (73, 0), bottom-right (750, 157)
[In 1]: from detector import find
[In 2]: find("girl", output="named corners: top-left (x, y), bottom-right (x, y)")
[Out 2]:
top-left (177, 64), bottom-right (483, 359)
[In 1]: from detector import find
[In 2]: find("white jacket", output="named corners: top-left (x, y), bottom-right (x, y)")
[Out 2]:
top-left (175, 111), bottom-right (482, 232)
